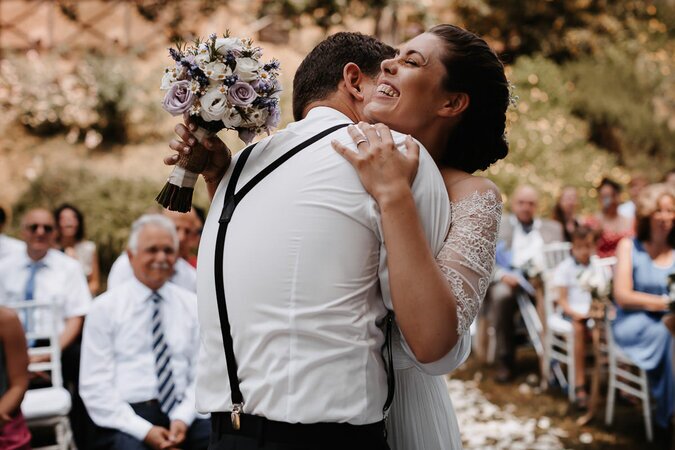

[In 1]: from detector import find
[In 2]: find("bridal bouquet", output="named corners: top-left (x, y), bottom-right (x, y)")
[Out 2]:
top-left (157, 33), bottom-right (282, 212)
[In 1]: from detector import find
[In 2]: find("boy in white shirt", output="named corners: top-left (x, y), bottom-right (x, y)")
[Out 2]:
top-left (552, 225), bottom-right (598, 409)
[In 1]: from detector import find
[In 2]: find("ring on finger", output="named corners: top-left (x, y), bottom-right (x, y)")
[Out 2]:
top-left (355, 138), bottom-right (368, 146)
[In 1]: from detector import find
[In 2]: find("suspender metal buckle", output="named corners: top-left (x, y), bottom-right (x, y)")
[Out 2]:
top-left (231, 403), bottom-right (243, 430)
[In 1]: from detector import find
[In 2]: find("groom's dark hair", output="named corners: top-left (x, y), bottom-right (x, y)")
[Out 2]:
top-left (292, 32), bottom-right (395, 121)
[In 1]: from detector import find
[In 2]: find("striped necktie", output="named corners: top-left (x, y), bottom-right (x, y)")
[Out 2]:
top-left (150, 292), bottom-right (178, 414)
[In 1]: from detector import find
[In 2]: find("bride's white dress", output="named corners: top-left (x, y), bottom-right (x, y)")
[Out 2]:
top-left (387, 190), bottom-right (502, 450)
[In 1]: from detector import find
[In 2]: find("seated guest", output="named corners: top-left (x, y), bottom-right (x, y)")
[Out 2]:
top-left (0, 306), bottom-right (31, 449)
top-left (0, 206), bottom-right (24, 261)
top-left (552, 186), bottom-right (581, 242)
top-left (487, 185), bottom-right (564, 382)
top-left (552, 225), bottom-right (601, 408)
top-left (613, 183), bottom-right (675, 430)
top-left (586, 178), bottom-right (634, 257)
top-left (0, 208), bottom-right (92, 448)
top-left (0, 208), bottom-right (91, 363)
top-left (618, 174), bottom-right (648, 220)
top-left (107, 210), bottom-right (197, 292)
top-left (186, 207), bottom-right (205, 268)
top-left (54, 203), bottom-right (101, 296)
top-left (80, 214), bottom-right (208, 450)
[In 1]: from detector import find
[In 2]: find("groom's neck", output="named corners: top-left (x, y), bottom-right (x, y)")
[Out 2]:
top-left (304, 96), bottom-right (364, 123)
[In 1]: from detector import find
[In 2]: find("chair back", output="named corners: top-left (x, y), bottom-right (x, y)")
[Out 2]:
top-left (7, 300), bottom-right (63, 388)
top-left (541, 242), bottom-right (572, 318)
top-left (542, 242), bottom-right (572, 272)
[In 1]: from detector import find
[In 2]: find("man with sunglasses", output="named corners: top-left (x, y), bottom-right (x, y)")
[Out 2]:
top-left (0, 207), bottom-right (91, 375)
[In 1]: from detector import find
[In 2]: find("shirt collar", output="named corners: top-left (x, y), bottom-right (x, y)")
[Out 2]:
top-left (510, 215), bottom-right (542, 233)
top-left (128, 276), bottom-right (171, 302)
top-left (22, 248), bottom-right (53, 268)
top-left (284, 107), bottom-right (354, 133)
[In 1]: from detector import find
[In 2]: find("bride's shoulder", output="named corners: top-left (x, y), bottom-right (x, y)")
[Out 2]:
top-left (448, 175), bottom-right (502, 205)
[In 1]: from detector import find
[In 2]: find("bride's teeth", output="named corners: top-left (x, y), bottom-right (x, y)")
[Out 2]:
top-left (377, 84), bottom-right (399, 98)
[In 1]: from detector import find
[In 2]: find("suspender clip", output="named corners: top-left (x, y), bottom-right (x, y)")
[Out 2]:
top-left (231, 403), bottom-right (243, 430)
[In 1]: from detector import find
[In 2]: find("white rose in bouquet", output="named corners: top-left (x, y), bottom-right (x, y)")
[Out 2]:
top-left (215, 37), bottom-right (245, 55)
top-left (234, 57), bottom-right (260, 82)
top-left (221, 106), bottom-right (243, 128)
top-left (160, 70), bottom-right (177, 90)
top-left (199, 87), bottom-right (228, 121)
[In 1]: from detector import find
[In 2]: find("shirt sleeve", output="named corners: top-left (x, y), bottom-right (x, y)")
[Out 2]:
top-left (63, 260), bottom-right (92, 318)
top-left (552, 259), bottom-right (571, 288)
top-left (79, 296), bottom-right (153, 441)
top-left (168, 294), bottom-right (199, 426)
top-left (436, 190), bottom-right (502, 335)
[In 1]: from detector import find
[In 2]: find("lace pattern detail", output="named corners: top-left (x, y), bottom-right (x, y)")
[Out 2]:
top-left (436, 190), bottom-right (502, 335)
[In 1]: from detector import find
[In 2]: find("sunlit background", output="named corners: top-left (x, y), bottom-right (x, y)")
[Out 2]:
top-left (1, 0), bottom-right (673, 275)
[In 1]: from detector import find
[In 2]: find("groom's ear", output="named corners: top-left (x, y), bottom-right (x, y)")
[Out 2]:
top-left (342, 62), bottom-right (366, 102)
top-left (438, 92), bottom-right (470, 118)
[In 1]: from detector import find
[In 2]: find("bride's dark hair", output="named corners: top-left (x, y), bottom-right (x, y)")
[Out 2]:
top-left (430, 24), bottom-right (510, 173)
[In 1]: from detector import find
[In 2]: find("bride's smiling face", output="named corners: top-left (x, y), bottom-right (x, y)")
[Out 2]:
top-left (364, 32), bottom-right (451, 136)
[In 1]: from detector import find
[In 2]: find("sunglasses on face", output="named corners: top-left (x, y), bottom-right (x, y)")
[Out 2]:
top-left (25, 223), bottom-right (55, 233)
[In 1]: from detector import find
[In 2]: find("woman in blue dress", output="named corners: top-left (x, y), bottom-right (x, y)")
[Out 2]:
top-left (613, 183), bottom-right (675, 429)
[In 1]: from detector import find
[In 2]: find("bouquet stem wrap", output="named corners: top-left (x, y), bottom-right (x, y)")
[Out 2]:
top-left (156, 126), bottom-right (212, 212)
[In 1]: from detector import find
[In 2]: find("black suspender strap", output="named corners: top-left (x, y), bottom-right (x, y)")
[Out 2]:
top-left (213, 123), bottom-right (349, 430)
top-left (382, 311), bottom-right (395, 419)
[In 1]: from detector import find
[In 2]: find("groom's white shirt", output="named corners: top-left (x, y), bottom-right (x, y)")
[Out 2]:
top-left (196, 107), bottom-right (466, 424)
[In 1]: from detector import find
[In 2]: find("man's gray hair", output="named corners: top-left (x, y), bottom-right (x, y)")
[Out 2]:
top-left (127, 214), bottom-right (179, 254)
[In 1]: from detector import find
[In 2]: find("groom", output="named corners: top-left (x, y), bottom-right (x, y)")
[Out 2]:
top-left (167, 32), bottom-right (465, 450)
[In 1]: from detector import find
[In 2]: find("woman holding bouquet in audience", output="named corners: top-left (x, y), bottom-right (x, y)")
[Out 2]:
top-left (0, 306), bottom-right (31, 449)
top-left (613, 183), bottom-right (675, 430)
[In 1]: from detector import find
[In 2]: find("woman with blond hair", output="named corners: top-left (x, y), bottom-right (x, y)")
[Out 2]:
top-left (613, 183), bottom-right (675, 430)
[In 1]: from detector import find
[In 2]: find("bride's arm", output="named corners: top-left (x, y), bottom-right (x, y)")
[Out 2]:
top-left (333, 123), bottom-right (502, 364)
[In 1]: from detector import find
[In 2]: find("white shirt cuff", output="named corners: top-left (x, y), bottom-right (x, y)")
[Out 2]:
top-left (120, 415), bottom-right (154, 442)
top-left (169, 401), bottom-right (196, 427)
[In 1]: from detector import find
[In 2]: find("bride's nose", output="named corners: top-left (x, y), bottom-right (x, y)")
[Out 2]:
top-left (381, 58), bottom-right (396, 74)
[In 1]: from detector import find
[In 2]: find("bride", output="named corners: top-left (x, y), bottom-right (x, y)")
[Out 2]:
top-left (331, 24), bottom-right (509, 449)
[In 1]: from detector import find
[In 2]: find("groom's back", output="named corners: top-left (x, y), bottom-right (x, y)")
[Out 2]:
top-left (196, 107), bottom-right (390, 424)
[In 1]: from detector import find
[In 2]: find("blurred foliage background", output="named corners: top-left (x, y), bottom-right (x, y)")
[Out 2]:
top-left (0, 0), bottom-right (673, 272)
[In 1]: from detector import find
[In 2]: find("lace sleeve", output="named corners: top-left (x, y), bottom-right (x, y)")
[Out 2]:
top-left (437, 190), bottom-right (503, 335)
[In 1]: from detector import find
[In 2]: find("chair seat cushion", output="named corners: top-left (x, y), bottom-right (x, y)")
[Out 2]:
top-left (547, 315), bottom-right (573, 334)
top-left (22, 387), bottom-right (71, 419)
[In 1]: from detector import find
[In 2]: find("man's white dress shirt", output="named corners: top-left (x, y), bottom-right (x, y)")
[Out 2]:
top-left (80, 278), bottom-right (200, 440)
top-left (0, 234), bottom-right (25, 261)
top-left (107, 252), bottom-right (197, 292)
top-left (0, 249), bottom-right (91, 334)
top-left (510, 217), bottom-right (545, 270)
top-left (196, 107), bottom-right (456, 424)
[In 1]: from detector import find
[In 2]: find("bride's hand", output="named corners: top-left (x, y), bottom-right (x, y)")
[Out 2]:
top-left (331, 122), bottom-right (420, 204)
top-left (165, 113), bottom-right (232, 185)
